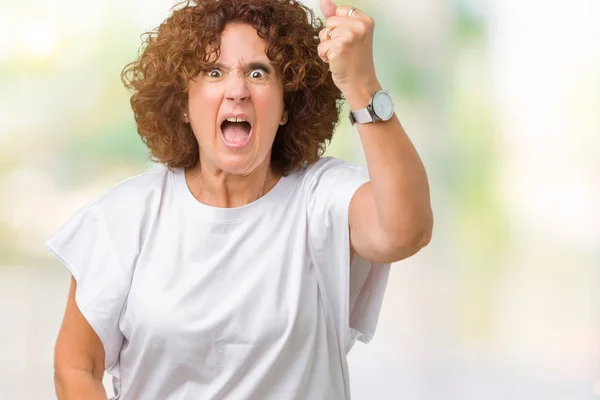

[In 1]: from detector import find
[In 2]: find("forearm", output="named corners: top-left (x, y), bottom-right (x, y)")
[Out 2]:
top-left (344, 81), bottom-right (433, 241)
top-left (55, 369), bottom-right (108, 400)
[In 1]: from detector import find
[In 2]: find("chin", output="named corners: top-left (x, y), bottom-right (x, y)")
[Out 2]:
top-left (217, 152), bottom-right (264, 176)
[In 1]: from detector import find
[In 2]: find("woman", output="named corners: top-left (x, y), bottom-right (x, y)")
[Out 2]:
top-left (47, 0), bottom-right (433, 398)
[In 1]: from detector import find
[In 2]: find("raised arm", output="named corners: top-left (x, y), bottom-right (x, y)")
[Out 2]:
top-left (54, 277), bottom-right (108, 400)
top-left (319, 0), bottom-right (433, 263)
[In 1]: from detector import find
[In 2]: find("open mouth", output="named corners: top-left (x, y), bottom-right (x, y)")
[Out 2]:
top-left (220, 119), bottom-right (252, 149)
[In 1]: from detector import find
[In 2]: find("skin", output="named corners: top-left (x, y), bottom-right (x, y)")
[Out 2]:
top-left (183, 23), bottom-right (289, 209)
top-left (317, 0), bottom-right (433, 263)
top-left (54, 278), bottom-right (107, 399)
top-left (53, 24), bottom-right (291, 399)
top-left (53, 1), bottom-right (433, 397)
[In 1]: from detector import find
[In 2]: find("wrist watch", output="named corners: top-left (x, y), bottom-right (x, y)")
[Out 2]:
top-left (348, 90), bottom-right (394, 125)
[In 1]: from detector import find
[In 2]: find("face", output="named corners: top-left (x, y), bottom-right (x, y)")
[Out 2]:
top-left (186, 23), bottom-right (287, 176)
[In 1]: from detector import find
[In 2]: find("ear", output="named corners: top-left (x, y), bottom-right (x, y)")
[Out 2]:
top-left (280, 110), bottom-right (288, 125)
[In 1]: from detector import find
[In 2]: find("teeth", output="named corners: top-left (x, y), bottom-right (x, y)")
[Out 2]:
top-left (225, 117), bottom-right (247, 123)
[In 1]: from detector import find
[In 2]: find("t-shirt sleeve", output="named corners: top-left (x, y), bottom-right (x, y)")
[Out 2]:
top-left (306, 157), bottom-right (391, 354)
top-left (45, 203), bottom-right (131, 376)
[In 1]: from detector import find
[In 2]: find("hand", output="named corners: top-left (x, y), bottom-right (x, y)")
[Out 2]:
top-left (318, 0), bottom-right (379, 95)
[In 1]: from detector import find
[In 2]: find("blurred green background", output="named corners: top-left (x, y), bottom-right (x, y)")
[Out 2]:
top-left (1, 0), bottom-right (599, 398)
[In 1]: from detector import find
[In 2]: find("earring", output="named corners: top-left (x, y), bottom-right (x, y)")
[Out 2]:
top-left (184, 112), bottom-right (189, 123)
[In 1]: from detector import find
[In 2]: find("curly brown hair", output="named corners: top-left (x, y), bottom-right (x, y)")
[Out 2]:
top-left (121, 0), bottom-right (343, 175)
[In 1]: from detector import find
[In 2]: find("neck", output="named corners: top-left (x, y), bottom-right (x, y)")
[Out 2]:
top-left (184, 158), bottom-right (279, 209)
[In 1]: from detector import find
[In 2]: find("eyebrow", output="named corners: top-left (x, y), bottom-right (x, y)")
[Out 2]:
top-left (212, 61), bottom-right (273, 74)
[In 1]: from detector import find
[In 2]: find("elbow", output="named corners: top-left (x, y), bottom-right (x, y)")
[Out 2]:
top-left (54, 368), bottom-right (64, 399)
top-left (53, 364), bottom-right (107, 400)
top-left (53, 364), bottom-right (73, 399)
top-left (416, 212), bottom-right (433, 248)
top-left (410, 207), bottom-right (434, 250)
top-left (385, 209), bottom-right (433, 263)
top-left (54, 360), bottom-right (68, 393)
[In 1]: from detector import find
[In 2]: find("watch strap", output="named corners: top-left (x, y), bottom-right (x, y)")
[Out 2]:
top-left (349, 107), bottom-right (374, 125)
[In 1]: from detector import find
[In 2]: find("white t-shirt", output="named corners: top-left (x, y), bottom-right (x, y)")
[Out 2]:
top-left (45, 157), bottom-right (390, 400)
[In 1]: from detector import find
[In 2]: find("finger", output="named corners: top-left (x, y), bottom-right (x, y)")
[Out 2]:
top-left (320, 0), bottom-right (337, 18)
top-left (317, 40), bottom-right (340, 63)
top-left (318, 27), bottom-right (329, 42)
top-left (318, 26), bottom-right (342, 42)
top-left (325, 15), bottom-right (362, 29)
top-left (319, 26), bottom-right (359, 45)
top-left (335, 5), bottom-right (372, 23)
top-left (323, 17), bottom-right (368, 40)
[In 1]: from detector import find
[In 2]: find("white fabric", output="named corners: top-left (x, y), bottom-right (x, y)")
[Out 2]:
top-left (45, 157), bottom-right (390, 400)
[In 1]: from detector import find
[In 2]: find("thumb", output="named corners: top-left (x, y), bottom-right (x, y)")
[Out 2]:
top-left (320, 0), bottom-right (337, 18)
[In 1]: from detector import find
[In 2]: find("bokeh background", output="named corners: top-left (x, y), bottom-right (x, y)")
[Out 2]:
top-left (1, 0), bottom-right (599, 398)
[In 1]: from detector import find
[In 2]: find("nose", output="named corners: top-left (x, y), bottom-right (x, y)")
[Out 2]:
top-left (224, 71), bottom-right (249, 102)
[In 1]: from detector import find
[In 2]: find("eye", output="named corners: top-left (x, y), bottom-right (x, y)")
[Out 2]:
top-left (249, 68), bottom-right (267, 79)
top-left (206, 69), bottom-right (222, 78)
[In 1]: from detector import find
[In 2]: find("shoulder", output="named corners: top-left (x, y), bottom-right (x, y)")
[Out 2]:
top-left (65, 164), bottom-right (173, 240)
top-left (80, 164), bottom-right (172, 220)
top-left (294, 157), bottom-right (368, 194)
top-left (46, 165), bottom-right (175, 268)
top-left (307, 156), bottom-right (361, 173)
top-left (291, 157), bottom-right (369, 221)
top-left (293, 157), bottom-right (365, 186)
top-left (91, 164), bottom-right (171, 208)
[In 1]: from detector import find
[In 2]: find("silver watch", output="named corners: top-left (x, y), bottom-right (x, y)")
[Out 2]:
top-left (348, 90), bottom-right (394, 125)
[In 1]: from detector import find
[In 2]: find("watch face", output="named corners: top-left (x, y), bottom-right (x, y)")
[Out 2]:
top-left (372, 91), bottom-right (394, 121)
